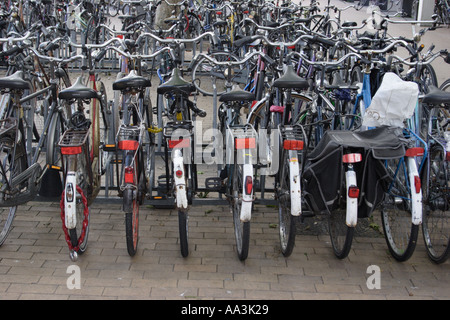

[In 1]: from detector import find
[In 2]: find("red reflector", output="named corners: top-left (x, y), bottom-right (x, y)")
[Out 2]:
top-left (414, 176), bottom-right (421, 193)
top-left (216, 11), bottom-right (222, 15)
top-left (283, 140), bottom-right (304, 150)
top-left (117, 35), bottom-right (124, 39)
top-left (348, 186), bottom-right (360, 198)
top-left (343, 153), bottom-right (362, 163)
top-left (447, 152), bottom-right (450, 161)
top-left (61, 146), bottom-right (82, 155)
top-left (118, 140), bottom-right (139, 150)
top-left (245, 176), bottom-right (253, 195)
top-left (405, 147), bottom-right (424, 157)
top-left (176, 169), bottom-right (183, 178)
top-left (235, 138), bottom-right (256, 150)
top-left (168, 139), bottom-right (190, 149)
top-left (250, 100), bottom-right (258, 109)
top-left (124, 166), bottom-right (134, 184)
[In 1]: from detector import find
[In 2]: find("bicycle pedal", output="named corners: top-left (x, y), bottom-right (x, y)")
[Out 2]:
top-left (103, 144), bottom-right (117, 152)
top-left (205, 177), bottom-right (224, 192)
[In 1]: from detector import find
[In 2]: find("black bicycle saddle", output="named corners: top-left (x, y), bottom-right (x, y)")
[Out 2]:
top-left (59, 76), bottom-right (98, 100)
top-left (157, 68), bottom-right (196, 96)
top-left (0, 71), bottom-right (30, 90)
top-left (422, 86), bottom-right (450, 105)
top-left (219, 85), bottom-right (255, 103)
top-left (273, 65), bottom-right (309, 90)
top-left (112, 70), bottom-right (151, 91)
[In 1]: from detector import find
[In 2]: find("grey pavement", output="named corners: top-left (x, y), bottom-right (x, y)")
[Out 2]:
top-left (0, 0), bottom-right (449, 301)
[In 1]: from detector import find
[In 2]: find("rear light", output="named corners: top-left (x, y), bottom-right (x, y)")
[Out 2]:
top-left (348, 186), bottom-right (360, 198)
top-left (168, 139), bottom-right (190, 149)
top-left (283, 140), bottom-right (304, 150)
top-left (176, 169), bottom-right (183, 178)
top-left (118, 140), bottom-right (139, 151)
top-left (447, 152), bottom-right (450, 162)
top-left (342, 153), bottom-right (362, 163)
top-left (124, 166), bottom-right (134, 184)
top-left (235, 138), bottom-right (256, 150)
top-left (245, 176), bottom-right (253, 195)
top-left (405, 147), bottom-right (424, 157)
top-left (414, 176), bottom-right (421, 194)
top-left (61, 146), bottom-right (82, 155)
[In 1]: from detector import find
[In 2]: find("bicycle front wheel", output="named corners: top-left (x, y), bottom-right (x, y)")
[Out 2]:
top-left (123, 152), bottom-right (140, 256)
top-left (381, 158), bottom-right (420, 261)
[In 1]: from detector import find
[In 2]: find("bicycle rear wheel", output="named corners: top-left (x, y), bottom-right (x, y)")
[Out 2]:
top-left (277, 149), bottom-right (297, 257)
top-left (422, 144), bottom-right (450, 264)
top-left (123, 152), bottom-right (140, 256)
top-left (229, 162), bottom-right (250, 261)
top-left (381, 158), bottom-right (420, 261)
top-left (62, 184), bottom-right (90, 255)
top-left (0, 136), bottom-right (27, 246)
top-left (328, 166), bottom-right (354, 259)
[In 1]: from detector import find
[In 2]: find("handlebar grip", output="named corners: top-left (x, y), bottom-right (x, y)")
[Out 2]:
top-left (0, 45), bottom-right (22, 58)
top-left (445, 52), bottom-right (450, 64)
top-left (311, 35), bottom-right (335, 47)
top-left (94, 49), bottom-right (107, 62)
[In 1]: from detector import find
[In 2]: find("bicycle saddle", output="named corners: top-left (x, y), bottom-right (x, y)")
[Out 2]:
top-left (157, 68), bottom-right (196, 96)
top-left (219, 85), bottom-right (255, 103)
top-left (59, 76), bottom-right (98, 100)
top-left (273, 65), bottom-right (309, 90)
top-left (422, 86), bottom-right (450, 105)
top-left (325, 73), bottom-right (359, 91)
top-left (112, 70), bottom-right (151, 91)
top-left (342, 21), bottom-right (357, 27)
top-left (0, 71), bottom-right (30, 90)
top-left (308, 126), bottom-right (406, 161)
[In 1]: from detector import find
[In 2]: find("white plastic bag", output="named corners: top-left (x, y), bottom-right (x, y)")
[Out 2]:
top-left (362, 72), bottom-right (419, 128)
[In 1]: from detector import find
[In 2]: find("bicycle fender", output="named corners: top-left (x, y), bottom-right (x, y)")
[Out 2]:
top-left (240, 163), bottom-right (253, 222)
top-left (173, 149), bottom-right (188, 211)
top-left (289, 152), bottom-right (301, 216)
top-left (345, 170), bottom-right (358, 227)
top-left (64, 172), bottom-right (77, 230)
top-left (407, 157), bottom-right (422, 225)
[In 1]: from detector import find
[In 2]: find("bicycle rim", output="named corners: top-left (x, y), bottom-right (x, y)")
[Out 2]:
top-left (68, 186), bottom-right (90, 254)
top-left (230, 163), bottom-right (250, 261)
top-left (422, 146), bottom-right (450, 263)
top-left (0, 136), bottom-right (26, 246)
top-left (178, 210), bottom-right (189, 257)
top-left (125, 189), bottom-right (139, 256)
top-left (277, 150), bottom-right (296, 257)
top-left (328, 172), bottom-right (354, 259)
top-left (381, 158), bottom-right (419, 261)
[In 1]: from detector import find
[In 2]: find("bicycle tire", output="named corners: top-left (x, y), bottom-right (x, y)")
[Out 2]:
top-left (230, 162), bottom-right (250, 261)
top-left (125, 188), bottom-right (139, 256)
top-left (178, 210), bottom-right (189, 257)
top-left (123, 152), bottom-right (140, 256)
top-left (66, 185), bottom-right (90, 255)
top-left (328, 166), bottom-right (355, 259)
top-left (276, 149), bottom-right (297, 257)
top-left (381, 158), bottom-right (419, 261)
top-left (0, 136), bottom-right (27, 246)
top-left (421, 145), bottom-right (450, 263)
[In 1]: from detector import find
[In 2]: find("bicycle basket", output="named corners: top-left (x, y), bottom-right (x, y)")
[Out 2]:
top-left (58, 129), bottom-right (89, 155)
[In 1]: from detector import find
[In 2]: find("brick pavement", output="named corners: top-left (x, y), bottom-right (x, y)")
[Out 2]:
top-left (0, 200), bottom-right (448, 300)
